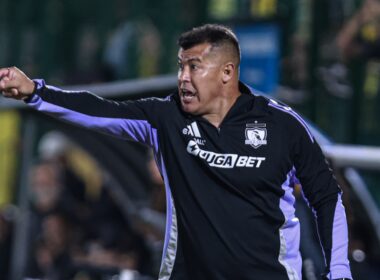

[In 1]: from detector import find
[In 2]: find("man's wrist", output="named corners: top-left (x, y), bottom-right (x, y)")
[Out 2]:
top-left (28, 79), bottom-right (36, 95)
top-left (23, 80), bottom-right (44, 103)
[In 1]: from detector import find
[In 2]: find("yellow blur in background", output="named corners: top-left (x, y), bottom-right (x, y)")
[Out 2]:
top-left (0, 111), bottom-right (20, 207)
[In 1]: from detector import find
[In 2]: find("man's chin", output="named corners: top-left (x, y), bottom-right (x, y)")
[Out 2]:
top-left (181, 103), bottom-right (198, 115)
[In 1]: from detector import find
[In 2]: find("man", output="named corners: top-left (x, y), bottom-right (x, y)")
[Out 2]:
top-left (0, 24), bottom-right (352, 280)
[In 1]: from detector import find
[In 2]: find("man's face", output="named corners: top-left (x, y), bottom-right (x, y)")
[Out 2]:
top-left (177, 43), bottom-right (224, 116)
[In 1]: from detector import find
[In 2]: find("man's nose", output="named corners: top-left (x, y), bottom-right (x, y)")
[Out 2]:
top-left (178, 67), bottom-right (190, 83)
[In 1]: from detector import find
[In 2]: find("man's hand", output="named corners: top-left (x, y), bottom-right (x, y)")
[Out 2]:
top-left (0, 67), bottom-right (35, 100)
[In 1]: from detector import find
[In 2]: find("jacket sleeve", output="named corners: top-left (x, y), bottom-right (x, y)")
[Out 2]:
top-left (25, 79), bottom-right (160, 147)
top-left (292, 120), bottom-right (353, 280)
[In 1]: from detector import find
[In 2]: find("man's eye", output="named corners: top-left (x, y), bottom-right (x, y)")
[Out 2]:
top-left (178, 63), bottom-right (184, 70)
top-left (190, 64), bottom-right (198, 70)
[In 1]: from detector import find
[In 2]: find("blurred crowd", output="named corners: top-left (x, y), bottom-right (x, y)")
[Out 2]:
top-left (0, 131), bottom-right (166, 280)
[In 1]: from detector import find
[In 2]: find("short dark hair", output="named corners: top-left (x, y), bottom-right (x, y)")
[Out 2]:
top-left (178, 24), bottom-right (241, 65)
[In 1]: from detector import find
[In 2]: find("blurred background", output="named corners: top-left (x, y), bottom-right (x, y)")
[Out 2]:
top-left (0, 0), bottom-right (380, 279)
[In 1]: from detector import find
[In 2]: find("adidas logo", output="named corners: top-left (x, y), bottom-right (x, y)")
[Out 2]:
top-left (182, 122), bottom-right (206, 145)
top-left (182, 122), bottom-right (201, 138)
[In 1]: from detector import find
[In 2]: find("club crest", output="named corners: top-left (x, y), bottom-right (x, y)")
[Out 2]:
top-left (245, 123), bottom-right (267, 149)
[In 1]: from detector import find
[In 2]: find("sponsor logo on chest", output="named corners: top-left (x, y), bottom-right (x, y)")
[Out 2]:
top-left (187, 140), bottom-right (265, 169)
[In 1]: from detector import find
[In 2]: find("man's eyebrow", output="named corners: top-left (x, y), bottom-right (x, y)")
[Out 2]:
top-left (178, 57), bottom-right (202, 63)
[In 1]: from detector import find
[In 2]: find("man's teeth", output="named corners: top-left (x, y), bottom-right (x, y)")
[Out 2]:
top-left (182, 90), bottom-right (195, 97)
top-left (182, 90), bottom-right (195, 102)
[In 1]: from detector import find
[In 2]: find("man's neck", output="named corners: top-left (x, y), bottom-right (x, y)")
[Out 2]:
top-left (203, 89), bottom-right (241, 128)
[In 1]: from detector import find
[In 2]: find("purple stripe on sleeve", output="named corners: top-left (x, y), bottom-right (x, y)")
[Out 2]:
top-left (23, 79), bottom-right (46, 104)
top-left (33, 79), bottom-right (46, 91)
top-left (150, 127), bottom-right (160, 156)
top-left (27, 95), bottom-right (154, 145)
top-left (26, 93), bottom-right (41, 104)
top-left (268, 100), bottom-right (314, 143)
top-left (156, 153), bottom-right (178, 280)
top-left (162, 170), bottom-right (173, 260)
top-left (147, 131), bottom-right (172, 260)
top-left (327, 193), bottom-right (352, 279)
top-left (278, 169), bottom-right (302, 280)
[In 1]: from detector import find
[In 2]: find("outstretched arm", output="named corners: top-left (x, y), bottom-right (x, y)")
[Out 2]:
top-left (0, 67), bottom-right (159, 147)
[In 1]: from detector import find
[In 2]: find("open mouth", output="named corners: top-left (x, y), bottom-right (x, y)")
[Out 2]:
top-left (181, 88), bottom-right (196, 103)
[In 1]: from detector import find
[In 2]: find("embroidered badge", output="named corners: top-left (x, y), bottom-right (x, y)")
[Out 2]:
top-left (245, 122), bottom-right (267, 149)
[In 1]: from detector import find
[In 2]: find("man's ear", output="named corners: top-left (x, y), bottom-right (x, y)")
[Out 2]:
top-left (222, 63), bottom-right (235, 83)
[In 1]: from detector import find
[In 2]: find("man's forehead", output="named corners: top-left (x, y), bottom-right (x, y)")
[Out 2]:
top-left (178, 43), bottom-right (213, 61)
